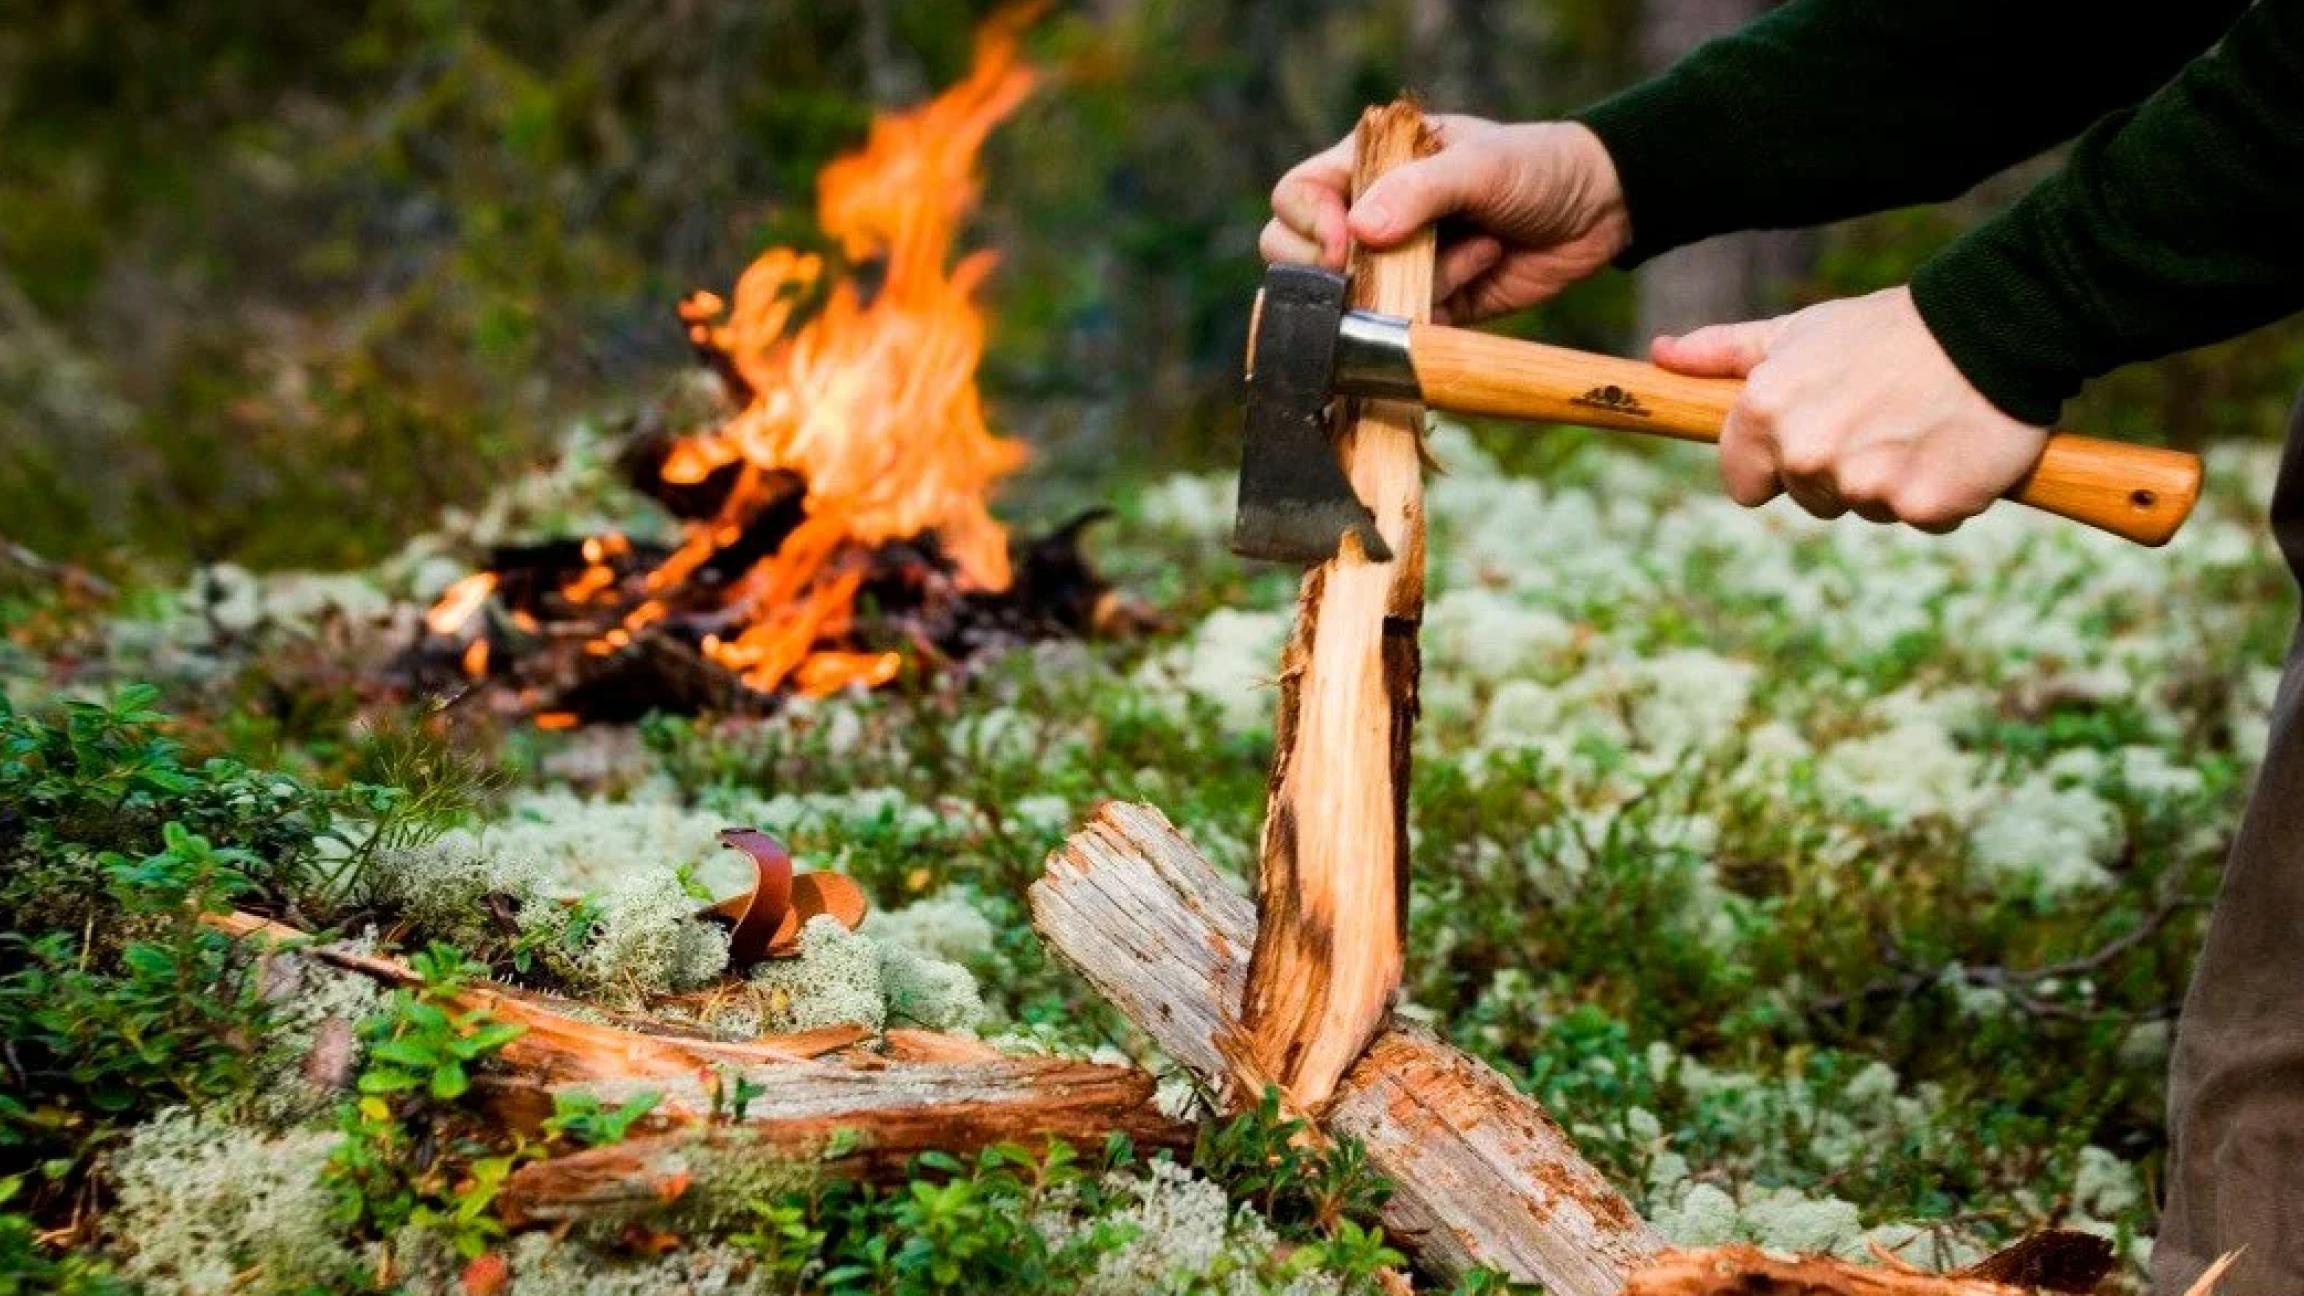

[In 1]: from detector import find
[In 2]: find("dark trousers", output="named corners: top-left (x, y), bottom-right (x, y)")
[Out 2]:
top-left (2154, 390), bottom-right (2304, 1296)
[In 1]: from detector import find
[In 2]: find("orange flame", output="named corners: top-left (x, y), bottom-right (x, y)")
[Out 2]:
top-left (654, 13), bottom-right (1037, 695)
top-left (421, 11), bottom-right (1040, 704)
top-left (426, 573), bottom-right (498, 637)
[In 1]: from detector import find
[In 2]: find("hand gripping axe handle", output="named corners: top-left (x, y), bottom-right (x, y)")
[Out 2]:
top-left (1233, 264), bottom-right (2203, 564)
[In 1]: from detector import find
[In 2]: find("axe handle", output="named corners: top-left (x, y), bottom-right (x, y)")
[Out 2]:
top-left (1407, 322), bottom-right (2203, 547)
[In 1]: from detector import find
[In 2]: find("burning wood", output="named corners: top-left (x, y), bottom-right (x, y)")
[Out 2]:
top-left (411, 10), bottom-right (1149, 724)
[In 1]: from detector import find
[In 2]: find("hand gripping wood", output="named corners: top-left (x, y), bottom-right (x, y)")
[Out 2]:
top-left (1406, 324), bottom-right (2201, 546)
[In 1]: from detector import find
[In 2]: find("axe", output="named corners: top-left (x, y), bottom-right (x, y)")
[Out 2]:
top-left (1233, 263), bottom-right (2204, 564)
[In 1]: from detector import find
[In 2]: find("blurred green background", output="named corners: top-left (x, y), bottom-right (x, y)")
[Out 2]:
top-left (5, 0), bottom-right (2300, 573)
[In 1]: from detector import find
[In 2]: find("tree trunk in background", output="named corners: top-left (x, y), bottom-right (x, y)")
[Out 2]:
top-left (856, 0), bottom-right (925, 105)
top-left (1632, 0), bottom-right (1814, 341)
top-left (1410, 0), bottom-right (1499, 111)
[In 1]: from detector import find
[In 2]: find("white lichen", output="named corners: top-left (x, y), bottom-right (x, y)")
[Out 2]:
top-left (108, 1110), bottom-right (361, 1295)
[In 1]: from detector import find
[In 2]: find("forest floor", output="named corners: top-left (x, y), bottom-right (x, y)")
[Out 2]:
top-left (3, 420), bottom-right (2289, 1295)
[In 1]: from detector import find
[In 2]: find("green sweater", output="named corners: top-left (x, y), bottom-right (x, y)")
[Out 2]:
top-left (1575, 0), bottom-right (2304, 426)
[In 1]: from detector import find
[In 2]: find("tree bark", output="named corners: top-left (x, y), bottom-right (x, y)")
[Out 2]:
top-left (492, 1055), bottom-right (1193, 1224)
top-left (1631, 0), bottom-right (1815, 340)
top-left (1034, 802), bottom-right (1663, 1294)
top-left (1626, 1246), bottom-right (2043, 1296)
top-left (1243, 100), bottom-right (1436, 1111)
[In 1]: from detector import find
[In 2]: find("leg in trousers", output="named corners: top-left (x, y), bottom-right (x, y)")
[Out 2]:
top-left (2154, 388), bottom-right (2304, 1296)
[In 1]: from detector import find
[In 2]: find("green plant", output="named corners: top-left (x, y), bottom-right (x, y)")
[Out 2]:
top-left (736, 1139), bottom-right (1139, 1296)
top-left (1194, 1088), bottom-right (1395, 1241)
top-left (0, 821), bottom-right (282, 1220)
top-left (540, 1090), bottom-right (662, 1149)
top-left (0, 1176), bottom-right (132, 1296)
top-left (324, 944), bottom-right (527, 1261)
top-left (732, 1194), bottom-right (831, 1288)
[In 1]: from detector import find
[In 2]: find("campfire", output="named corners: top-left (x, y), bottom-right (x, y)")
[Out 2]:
top-left (416, 10), bottom-right (1140, 723)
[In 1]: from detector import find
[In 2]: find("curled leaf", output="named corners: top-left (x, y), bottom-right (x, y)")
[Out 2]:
top-left (703, 827), bottom-right (870, 967)
top-left (707, 828), bottom-right (794, 966)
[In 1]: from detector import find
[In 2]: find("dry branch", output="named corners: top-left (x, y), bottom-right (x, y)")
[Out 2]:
top-left (211, 909), bottom-right (866, 1079)
top-left (492, 1055), bottom-right (1191, 1223)
top-left (1033, 802), bottom-right (1662, 1295)
top-left (1243, 100), bottom-right (1438, 1109)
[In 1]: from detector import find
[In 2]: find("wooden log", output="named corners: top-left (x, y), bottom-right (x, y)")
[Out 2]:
top-left (494, 1055), bottom-right (1194, 1224)
top-left (1624, 1247), bottom-right (2033, 1296)
top-left (1034, 802), bottom-right (1662, 1294)
top-left (1243, 100), bottom-right (1439, 1110)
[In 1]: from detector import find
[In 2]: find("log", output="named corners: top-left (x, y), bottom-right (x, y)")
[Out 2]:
top-left (1033, 802), bottom-right (1662, 1294)
top-left (1243, 100), bottom-right (1438, 1109)
top-left (1624, 1247), bottom-right (2031, 1296)
top-left (494, 1055), bottom-right (1193, 1224)
top-left (218, 907), bottom-right (1191, 1221)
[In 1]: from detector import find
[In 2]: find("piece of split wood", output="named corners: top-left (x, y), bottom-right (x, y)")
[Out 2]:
top-left (1034, 802), bottom-right (1661, 1295)
top-left (2183, 1251), bottom-right (2242, 1296)
top-left (1242, 98), bottom-right (1437, 1110)
top-left (493, 1054), bottom-right (1193, 1223)
top-left (1624, 1246), bottom-right (2032, 1296)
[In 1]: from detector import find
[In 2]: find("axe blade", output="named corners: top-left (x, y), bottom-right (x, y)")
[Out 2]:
top-left (1231, 264), bottom-right (1392, 565)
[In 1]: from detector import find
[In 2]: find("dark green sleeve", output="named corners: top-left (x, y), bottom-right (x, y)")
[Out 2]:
top-left (1573, 0), bottom-right (2244, 264)
top-left (1913, 0), bottom-right (2304, 425)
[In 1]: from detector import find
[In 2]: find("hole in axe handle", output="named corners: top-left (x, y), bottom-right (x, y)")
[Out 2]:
top-left (2131, 489), bottom-right (2157, 509)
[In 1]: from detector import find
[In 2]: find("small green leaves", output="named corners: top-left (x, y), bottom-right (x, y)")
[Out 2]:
top-left (541, 1090), bottom-right (661, 1149)
top-left (323, 941), bottom-right (527, 1253)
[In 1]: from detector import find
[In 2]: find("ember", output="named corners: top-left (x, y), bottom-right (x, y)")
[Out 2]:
top-left (414, 8), bottom-right (1146, 722)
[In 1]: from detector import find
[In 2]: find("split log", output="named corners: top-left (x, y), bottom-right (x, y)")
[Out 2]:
top-left (494, 1055), bottom-right (1193, 1224)
top-left (1034, 802), bottom-right (1662, 1294)
top-left (1624, 1247), bottom-right (2033, 1296)
top-left (1244, 99), bottom-right (1438, 1110)
top-left (1626, 1232), bottom-right (2176, 1296)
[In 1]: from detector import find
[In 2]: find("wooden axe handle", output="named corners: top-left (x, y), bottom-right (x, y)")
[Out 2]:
top-left (1407, 322), bottom-right (2202, 547)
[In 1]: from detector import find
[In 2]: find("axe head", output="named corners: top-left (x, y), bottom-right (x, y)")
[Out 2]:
top-left (1231, 264), bottom-right (1393, 565)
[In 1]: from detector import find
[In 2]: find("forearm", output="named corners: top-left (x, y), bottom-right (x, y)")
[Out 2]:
top-left (1913, 0), bottom-right (2304, 425)
top-left (1574, 0), bottom-right (2244, 264)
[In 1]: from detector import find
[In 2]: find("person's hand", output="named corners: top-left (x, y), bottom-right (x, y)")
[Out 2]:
top-left (1260, 116), bottom-right (1631, 322)
top-left (1650, 285), bottom-right (2049, 532)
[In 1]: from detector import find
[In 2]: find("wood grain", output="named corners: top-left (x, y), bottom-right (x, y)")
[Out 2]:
top-left (492, 1054), bottom-right (1192, 1223)
top-left (1624, 1246), bottom-right (2030, 1296)
top-left (1405, 322), bottom-right (2201, 546)
top-left (1034, 802), bottom-right (1663, 1294)
top-left (1242, 99), bottom-right (1435, 1110)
